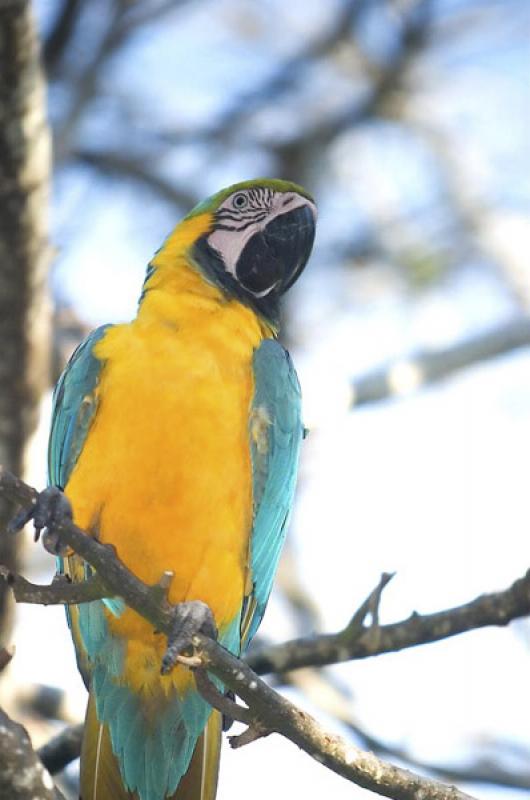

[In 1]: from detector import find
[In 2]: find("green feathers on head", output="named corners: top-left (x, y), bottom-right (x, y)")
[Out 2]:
top-left (186, 178), bottom-right (315, 219)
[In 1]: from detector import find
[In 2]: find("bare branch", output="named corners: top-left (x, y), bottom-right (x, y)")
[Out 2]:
top-left (0, 468), bottom-right (481, 799)
top-left (350, 317), bottom-right (530, 406)
top-left (54, 0), bottom-right (194, 161)
top-left (2, 466), bottom-right (529, 674)
top-left (0, 567), bottom-right (109, 606)
top-left (247, 569), bottom-right (530, 674)
top-left (192, 633), bottom-right (476, 800)
top-left (37, 724), bottom-right (83, 777)
top-left (0, 707), bottom-right (64, 800)
top-left (117, 0), bottom-right (195, 37)
top-left (198, 0), bottom-right (368, 141)
top-left (342, 572), bottom-right (394, 638)
top-left (272, 0), bottom-right (434, 169)
top-left (43, 0), bottom-right (83, 74)
top-left (74, 148), bottom-right (197, 210)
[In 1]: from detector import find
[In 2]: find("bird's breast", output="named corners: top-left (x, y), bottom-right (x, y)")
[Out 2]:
top-left (65, 301), bottom-right (267, 659)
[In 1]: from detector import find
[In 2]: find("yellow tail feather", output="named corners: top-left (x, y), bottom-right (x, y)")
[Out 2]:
top-left (169, 709), bottom-right (222, 800)
top-left (80, 691), bottom-right (133, 800)
top-left (80, 691), bottom-right (222, 800)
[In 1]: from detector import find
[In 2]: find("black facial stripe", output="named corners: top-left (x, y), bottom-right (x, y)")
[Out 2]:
top-left (217, 204), bottom-right (267, 216)
top-left (248, 191), bottom-right (261, 209)
top-left (216, 208), bottom-right (267, 222)
top-left (215, 213), bottom-right (268, 232)
top-left (218, 188), bottom-right (274, 223)
top-left (215, 212), bottom-right (267, 231)
top-left (243, 186), bottom-right (274, 211)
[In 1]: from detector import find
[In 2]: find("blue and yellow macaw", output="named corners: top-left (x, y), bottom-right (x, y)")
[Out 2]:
top-left (47, 179), bottom-right (316, 800)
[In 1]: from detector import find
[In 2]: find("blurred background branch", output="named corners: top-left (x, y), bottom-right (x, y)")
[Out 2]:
top-left (350, 317), bottom-right (530, 406)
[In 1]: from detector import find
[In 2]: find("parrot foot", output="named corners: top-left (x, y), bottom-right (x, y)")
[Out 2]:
top-left (9, 486), bottom-right (72, 555)
top-left (161, 601), bottom-right (217, 675)
top-left (193, 671), bottom-right (252, 728)
top-left (222, 690), bottom-right (237, 731)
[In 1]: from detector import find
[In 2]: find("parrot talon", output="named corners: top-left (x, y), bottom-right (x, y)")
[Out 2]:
top-left (11, 486), bottom-right (73, 555)
top-left (161, 600), bottom-right (217, 675)
top-left (222, 690), bottom-right (237, 731)
top-left (8, 505), bottom-right (36, 535)
top-left (193, 671), bottom-right (251, 728)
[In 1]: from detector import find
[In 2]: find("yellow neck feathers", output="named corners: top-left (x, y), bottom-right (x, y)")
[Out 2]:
top-left (137, 211), bottom-right (275, 339)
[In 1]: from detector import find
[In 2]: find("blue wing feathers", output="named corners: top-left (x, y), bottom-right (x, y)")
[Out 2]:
top-left (246, 338), bottom-right (303, 645)
top-left (48, 325), bottom-right (110, 489)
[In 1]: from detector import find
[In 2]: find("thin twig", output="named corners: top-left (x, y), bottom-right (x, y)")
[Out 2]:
top-left (0, 568), bottom-right (109, 606)
top-left (247, 569), bottom-right (530, 674)
top-left (341, 572), bottom-right (394, 638)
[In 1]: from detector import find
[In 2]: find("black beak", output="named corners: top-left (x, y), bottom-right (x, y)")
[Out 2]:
top-left (236, 203), bottom-right (316, 296)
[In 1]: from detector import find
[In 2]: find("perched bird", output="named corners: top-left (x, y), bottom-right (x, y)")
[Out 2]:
top-left (47, 179), bottom-right (316, 800)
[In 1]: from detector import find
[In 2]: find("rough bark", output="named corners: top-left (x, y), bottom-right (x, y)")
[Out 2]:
top-left (0, 707), bottom-right (63, 800)
top-left (0, 0), bottom-right (51, 636)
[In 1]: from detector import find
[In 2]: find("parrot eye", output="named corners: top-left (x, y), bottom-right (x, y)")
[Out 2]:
top-left (232, 193), bottom-right (248, 210)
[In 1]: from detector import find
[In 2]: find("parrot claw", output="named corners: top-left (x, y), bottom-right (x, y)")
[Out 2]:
top-left (222, 690), bottom-right (236, 731)
top-left (161, 600), bottom-right (217, 675)
top-left (11, 486), bottom-right (73, 555)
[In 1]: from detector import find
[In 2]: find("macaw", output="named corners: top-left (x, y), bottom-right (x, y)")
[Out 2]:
top-left (47, 179), bottom-right (316, 800)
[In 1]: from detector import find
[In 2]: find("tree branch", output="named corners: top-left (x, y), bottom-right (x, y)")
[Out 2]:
top-left (191, 634), bottom-right (476, 800)
top-left (272, 0), bottom-right (434, 170)
top-left (0, 567), bottom-right (109, 605)
top-left (43, 0), bottom-right (83, 74)
top-left (350, 317), bottom-right (530, 407)
top-left (74, 148), bottom-right (197, 210)
top-left (2, 468), bottom-right (529, 677)
top-left (0, 706), bottom-right (64, 800)
top-left (200, 0), bottom-right (368, 141)
top-left (0, 468), bottom-right (483, 800)
top-left (38, 724), bottom-right (83, 777)
top-left (247, 569), bottom-right (530, 674)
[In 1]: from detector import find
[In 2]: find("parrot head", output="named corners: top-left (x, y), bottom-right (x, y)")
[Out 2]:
top-left (187, 179), bottom-right (317, 326)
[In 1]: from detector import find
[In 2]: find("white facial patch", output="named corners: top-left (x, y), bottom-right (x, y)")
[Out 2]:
top-left (207, 189), bottom-right (317, 293)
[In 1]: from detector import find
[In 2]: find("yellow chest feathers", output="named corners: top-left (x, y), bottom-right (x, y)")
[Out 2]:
top-left (65, 269), bottom-right (272, 632)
